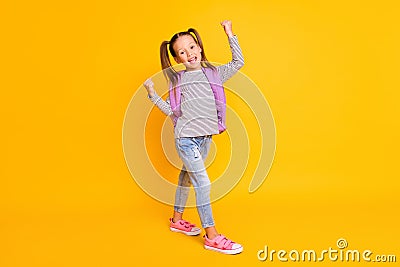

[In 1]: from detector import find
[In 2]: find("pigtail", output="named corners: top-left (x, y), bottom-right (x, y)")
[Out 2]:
top-left (160, 41), bottom-right (178, 85)
top-left (187, 28), bottom-right (216, 71)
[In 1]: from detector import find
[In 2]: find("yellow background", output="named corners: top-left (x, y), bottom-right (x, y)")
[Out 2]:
top-left (1, 0), bottom-right (399, 266)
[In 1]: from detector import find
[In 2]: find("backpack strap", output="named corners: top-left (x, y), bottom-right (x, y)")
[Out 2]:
top-left (202, 67), bottom-right (227, 133)
top-left (169, 70), bottom-right (184, 125)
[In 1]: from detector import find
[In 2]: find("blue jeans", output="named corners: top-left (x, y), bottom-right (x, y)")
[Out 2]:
top-left (174, 135), bottom-right (215, 228)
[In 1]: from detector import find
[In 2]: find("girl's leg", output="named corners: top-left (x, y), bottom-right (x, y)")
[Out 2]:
top-left (172, 166), bottom-right (191, 222)
top-left (197, 136), bottom-right (218, 239)
top-left (175, 136), bottom-right (218, 238)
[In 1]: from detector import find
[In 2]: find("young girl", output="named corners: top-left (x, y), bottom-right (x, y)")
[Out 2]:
top-left (143, 20), bottom-right (244, 255)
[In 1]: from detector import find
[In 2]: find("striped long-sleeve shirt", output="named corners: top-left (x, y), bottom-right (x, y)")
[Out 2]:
top-left (149, 35), bottom-right (244, 138)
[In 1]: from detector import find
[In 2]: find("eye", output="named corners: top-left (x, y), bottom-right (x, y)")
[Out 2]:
top-left (180, 51), bottom-right (185, 55)
top-left (190, 45), bottom-right (195, 49)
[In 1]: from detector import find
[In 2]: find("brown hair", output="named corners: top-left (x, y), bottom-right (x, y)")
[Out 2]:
top-left (160, 28), bottom-right (215, 86)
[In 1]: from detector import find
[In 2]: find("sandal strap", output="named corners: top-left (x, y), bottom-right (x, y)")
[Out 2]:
top-left (181, 220), bottom-right (195, 227)
top-left (213, 234), bottom-right (226, 244)
top-left (172, 219), bottom-right (196, 231)
top-left (213, 235), bottom-right (234, 250)
top-left (222, 239), bottom-right (233, 249)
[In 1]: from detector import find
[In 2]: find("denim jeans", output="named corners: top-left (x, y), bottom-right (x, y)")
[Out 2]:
top-left (174, 135), bottom-right (215, 228)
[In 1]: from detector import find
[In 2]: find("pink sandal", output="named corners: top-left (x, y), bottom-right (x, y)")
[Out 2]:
top-left (169, 218), bottom-right (201, 236)
top-left (204, 234), bottom-right (243, 255)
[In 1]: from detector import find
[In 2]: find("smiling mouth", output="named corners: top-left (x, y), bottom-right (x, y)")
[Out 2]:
top-left (188, 56), bottom-right (197, 64)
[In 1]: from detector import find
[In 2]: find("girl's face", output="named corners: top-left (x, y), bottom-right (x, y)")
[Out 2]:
top-left (172, 35), bottom-right (202, 71)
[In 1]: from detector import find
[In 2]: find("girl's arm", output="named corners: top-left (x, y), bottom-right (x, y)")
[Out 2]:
top-left (217, 20), bottom-right (245, 84)
top-left (143, 78), bottom-right (173, 116)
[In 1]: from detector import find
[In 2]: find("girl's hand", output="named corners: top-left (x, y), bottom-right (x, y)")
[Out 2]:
top-left (143, 78), bottom-right (155, 98)
top-left (220, 20), bottom-right (234, 38)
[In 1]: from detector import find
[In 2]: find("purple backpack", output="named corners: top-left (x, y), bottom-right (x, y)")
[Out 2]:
top-left (168, 67), bottom-right (227, 133)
